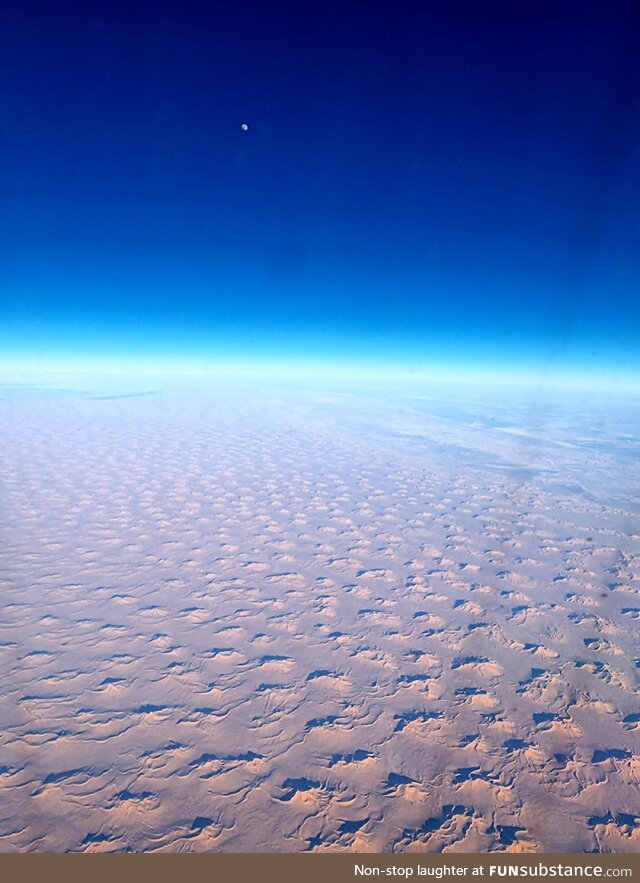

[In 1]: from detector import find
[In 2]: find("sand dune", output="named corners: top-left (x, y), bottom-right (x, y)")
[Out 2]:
top-left (0, 383), bottom-right (638, 852)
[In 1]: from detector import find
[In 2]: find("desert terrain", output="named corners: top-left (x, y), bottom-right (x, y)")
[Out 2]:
top-left (0, 381), bottom-right (638, 852)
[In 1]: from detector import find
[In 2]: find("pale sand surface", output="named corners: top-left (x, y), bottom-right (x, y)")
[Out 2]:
top-left (0, 384), bottom-right (638, 852)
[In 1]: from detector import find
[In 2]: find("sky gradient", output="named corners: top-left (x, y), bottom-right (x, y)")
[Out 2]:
top-left (2, 0), bottom-right (640, 383)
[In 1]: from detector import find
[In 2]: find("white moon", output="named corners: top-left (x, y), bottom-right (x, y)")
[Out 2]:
top-left (241, 123), bottom-right (249, 131)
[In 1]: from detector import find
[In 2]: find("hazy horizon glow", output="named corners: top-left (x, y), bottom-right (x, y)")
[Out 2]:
top-left (2, 349), bottom-right (639, 398)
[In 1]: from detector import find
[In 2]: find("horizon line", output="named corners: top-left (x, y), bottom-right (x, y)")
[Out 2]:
top-left (1, 353), bottom-right (639, 395)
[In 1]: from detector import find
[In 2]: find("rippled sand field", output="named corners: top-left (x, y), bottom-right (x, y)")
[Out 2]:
top-left (0, 382), bottom-right (638, 852)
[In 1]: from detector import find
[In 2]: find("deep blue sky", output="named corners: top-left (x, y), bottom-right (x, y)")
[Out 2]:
top-left (2, 0), bottom-right (640, 376)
